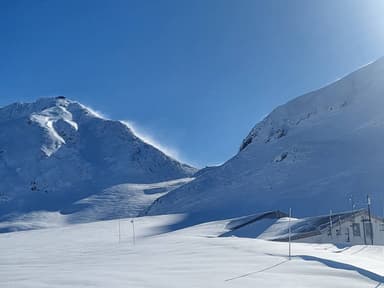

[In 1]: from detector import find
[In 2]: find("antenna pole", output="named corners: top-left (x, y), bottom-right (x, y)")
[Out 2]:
top-left (288, 208), bottom-right (292, 260)
top-left (367, 195), bottom-right (373, 245)
top-left (349, 195), bottom-right (355, 212)
top-left (118, 218), bottom-right (121, 243)
top-left (131, 219), bottom-right (136, 246)
top-left (329, 210), bottom-right (333, 238)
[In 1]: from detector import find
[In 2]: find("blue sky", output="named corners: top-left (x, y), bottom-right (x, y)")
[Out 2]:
top-left (1, 0), bottom-right (384, 167)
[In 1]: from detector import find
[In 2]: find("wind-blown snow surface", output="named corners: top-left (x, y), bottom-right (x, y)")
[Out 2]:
top-left (148, 57), bottom-right (384, 223)
top-left (1, 215), bottom-right (383, 287)
top-left (0, 97), bottom-right (195, 219)
top-left (0, 178), bottom-right (193, 232)
top-left (64, 178), bottom-right (193, 223)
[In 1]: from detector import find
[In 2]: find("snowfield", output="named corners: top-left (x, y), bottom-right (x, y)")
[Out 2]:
top-left (1, 215), bottom-right (383, 288)
top-left (0, 178), bottom-right (193, 232)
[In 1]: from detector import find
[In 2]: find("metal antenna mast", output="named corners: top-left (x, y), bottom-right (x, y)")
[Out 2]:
top-left (288, 208), bottom-right (292, 260)
top-left (367, 195), bottom-right (374, 245)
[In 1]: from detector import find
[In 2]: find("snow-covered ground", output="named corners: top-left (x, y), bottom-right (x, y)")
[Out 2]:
top-left (0, 178), bottom-right (193, 232)
top-left (65, 177), bottom-right (194, 223)
top-left (1, 215), bottom-right (383, 288)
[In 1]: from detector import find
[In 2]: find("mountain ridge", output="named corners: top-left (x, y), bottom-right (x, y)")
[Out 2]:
top-left (0, 96), bottom-right (196, 218)
top-left (146, 57), bottom-right (384, 224)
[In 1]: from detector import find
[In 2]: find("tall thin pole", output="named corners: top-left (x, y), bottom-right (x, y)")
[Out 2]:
top-left (367, 195), bottom-right (373, 245)
top-left (131, 219), bottom-right (136, 246)
top-left (118, 218), bottom-right (121, 243)
top-left (288, 208), bottom-right (292, 260)
top-left (329, 210), bottom-right (333, 238)
top-left (349, 195), bottom-right (355, 212)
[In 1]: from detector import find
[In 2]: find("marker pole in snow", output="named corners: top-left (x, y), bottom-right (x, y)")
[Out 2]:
top-left (131, 219), bottom-right (136, 246)
top-left (288, 208), bottom-right (292, 260)
top-left (118, 218), bottom-right (121, 243)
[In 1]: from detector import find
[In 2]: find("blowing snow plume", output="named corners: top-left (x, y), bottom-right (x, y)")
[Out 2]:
top-left (0, 97), bottom-right (196, 221)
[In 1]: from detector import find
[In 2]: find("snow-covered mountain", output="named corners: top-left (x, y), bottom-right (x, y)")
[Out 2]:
top-left (147, 57), bottom-right (384, 224)
top-left (0, 97), bottom-right (196, 219)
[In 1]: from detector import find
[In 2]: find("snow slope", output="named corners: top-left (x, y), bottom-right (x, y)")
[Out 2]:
top-left (0, 177), bottom-right (193, 232)
top-left (64, 178), bottom-right (193, 223)
top-left (0, 97), bottom-right (196, 219)
top-left (148, 57), bottom-right (384, 224)
top-left (1, 215), bottom-right (383, 288)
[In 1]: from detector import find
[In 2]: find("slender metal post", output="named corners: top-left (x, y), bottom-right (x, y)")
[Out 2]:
top-left (367, 195), bottom-right (374, 245)
top-left (131, 219), bottom-right (136, 246)
top-left (118, 218), bottom-right (121, 243)
top-left (288, 208), bottom-right (292, 260)
top-left (349, 195), bottom-right (355, 212)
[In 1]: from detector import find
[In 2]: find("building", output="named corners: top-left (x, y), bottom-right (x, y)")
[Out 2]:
top-left (260, 209), bottom-right (384, 245)
top-left (220, 209), bottom-right (384, 245)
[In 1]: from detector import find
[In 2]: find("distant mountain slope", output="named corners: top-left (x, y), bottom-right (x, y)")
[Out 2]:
top-left (64, 177), bottom-right (193, 224)
top-left (0, 177), bottom-right (193, 232)
top-left (0, 97), bottom-right (196, 217)
top-left (147, 57), bottom-right (384, 224)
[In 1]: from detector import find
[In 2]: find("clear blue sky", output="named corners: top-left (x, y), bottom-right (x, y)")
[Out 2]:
top-left (1, 0), bottom-right (384, 167)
